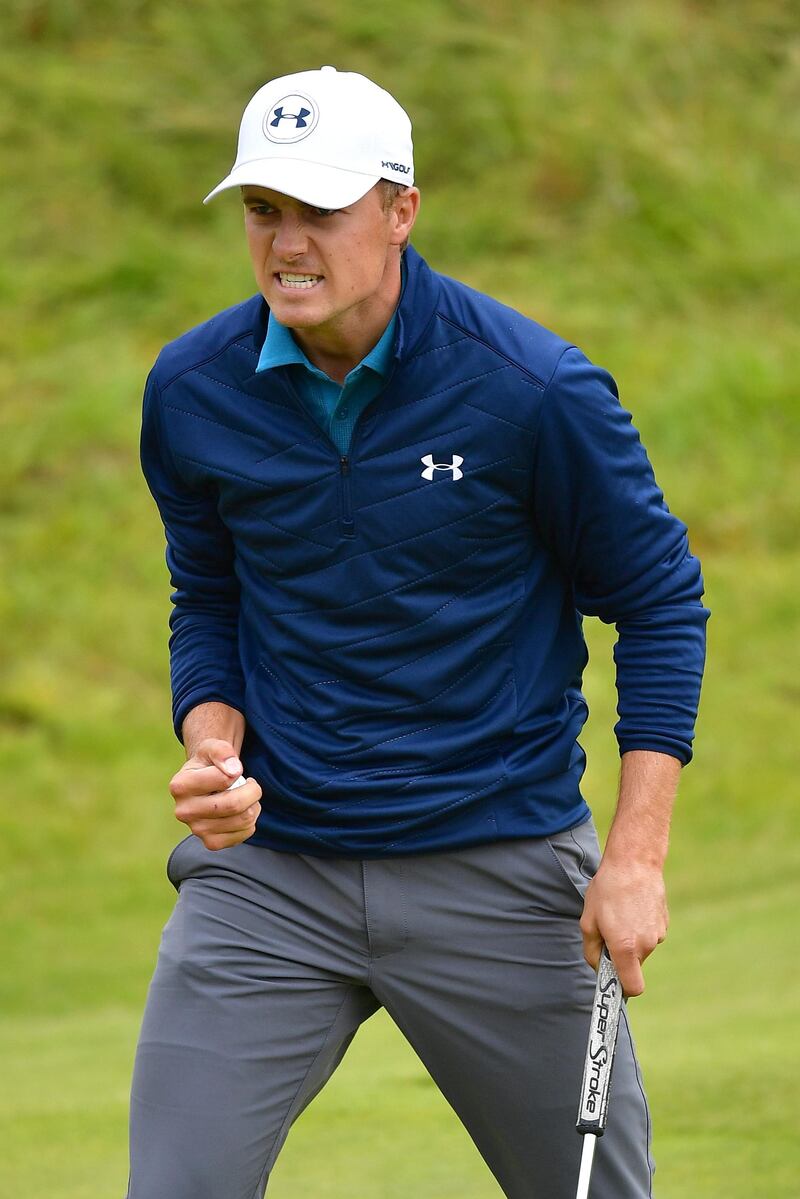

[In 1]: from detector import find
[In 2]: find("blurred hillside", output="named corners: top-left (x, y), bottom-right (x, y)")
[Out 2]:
top-left (0, 3), bottom-right (798, 1197)
top-left (3, 2), bottom-right (798, 538)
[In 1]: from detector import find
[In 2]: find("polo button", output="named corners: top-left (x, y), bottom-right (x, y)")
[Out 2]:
top-left (337, 409), bottom-right (349, 419)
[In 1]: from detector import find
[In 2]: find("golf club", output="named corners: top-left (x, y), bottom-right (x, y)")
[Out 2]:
top-left (575, 946), bottom-right (624, 1199)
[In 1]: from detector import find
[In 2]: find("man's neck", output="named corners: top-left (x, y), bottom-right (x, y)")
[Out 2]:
top-left (291, 265), bottom-right (402, 384)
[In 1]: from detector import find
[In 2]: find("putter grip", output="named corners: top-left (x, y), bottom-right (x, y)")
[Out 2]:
top-left (576, 948), bottom-right (624, 1136)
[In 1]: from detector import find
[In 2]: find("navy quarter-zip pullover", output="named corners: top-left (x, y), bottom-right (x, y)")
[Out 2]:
top-left (140, 246), bottom-right (709, 856)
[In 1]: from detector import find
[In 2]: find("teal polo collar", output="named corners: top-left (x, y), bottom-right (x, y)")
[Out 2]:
top-left (256, 303), bottom-right (397, 383)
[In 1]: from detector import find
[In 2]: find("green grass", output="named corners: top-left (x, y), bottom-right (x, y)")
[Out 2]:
top-left (1, 1), bottom-right (799, 1195)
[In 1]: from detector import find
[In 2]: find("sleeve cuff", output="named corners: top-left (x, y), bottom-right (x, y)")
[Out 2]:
top-left (617, 738), bottom-right (693, 766)
top-left (172, 690), bottom-right (246, 744)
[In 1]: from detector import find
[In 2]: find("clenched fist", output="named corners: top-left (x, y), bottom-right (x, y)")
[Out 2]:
top-left (169, 738), bottom-right (262, 851)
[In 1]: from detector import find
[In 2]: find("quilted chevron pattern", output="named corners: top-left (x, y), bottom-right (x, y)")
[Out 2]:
top-left (141, 248), bottom-right (708, 855)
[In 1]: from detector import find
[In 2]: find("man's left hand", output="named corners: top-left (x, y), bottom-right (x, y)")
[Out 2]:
top-left (579, 858), bottom-right (669, 997)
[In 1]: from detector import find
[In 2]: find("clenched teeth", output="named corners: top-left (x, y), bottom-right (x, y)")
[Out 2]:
top-left (279, 273), bottom-right (321, 289)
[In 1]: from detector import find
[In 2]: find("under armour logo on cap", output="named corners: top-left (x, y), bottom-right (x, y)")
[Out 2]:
top-left (421, 454), bottom-right (464, 481)
top-left (263, 93), bottom-right (320, 143)
top-left (270, 105), bottom-right (312, 129)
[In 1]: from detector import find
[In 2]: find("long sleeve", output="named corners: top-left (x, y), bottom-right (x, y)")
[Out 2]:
top-left (140, 368), bottom-right (246, 742)
top-left (531, 346), bottom-right (709, 764)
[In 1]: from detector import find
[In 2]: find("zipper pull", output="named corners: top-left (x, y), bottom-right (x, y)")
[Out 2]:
top-left (339, 455), bottom-right (355, 535)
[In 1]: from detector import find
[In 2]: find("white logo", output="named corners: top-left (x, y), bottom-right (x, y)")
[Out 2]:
top-left (263, 93), bottom-right (319, 143)
top-left (421, 454), bottom-right (464, 481)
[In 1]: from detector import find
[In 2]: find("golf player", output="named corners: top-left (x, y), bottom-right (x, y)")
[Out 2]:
top-left (128, 66), bottom-right (709, 1197)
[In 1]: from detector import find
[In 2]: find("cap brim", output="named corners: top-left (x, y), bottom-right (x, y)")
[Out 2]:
top-left (203, 159), bottom-right (381, 208)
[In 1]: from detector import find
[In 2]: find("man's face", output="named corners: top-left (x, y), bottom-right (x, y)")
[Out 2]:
top-left (241, 184), bottom-right (417, 336)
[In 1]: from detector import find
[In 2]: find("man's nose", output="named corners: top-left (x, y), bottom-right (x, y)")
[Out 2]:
top-left (272, 211), bottom-right (307, 259)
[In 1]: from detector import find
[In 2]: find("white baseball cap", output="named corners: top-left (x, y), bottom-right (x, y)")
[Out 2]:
top-left (203, 66), bottom-right (414, 209)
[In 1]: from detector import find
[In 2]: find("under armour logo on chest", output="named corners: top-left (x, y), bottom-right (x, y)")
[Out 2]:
top-left (270, 106), bottom-right (312, 129)
top-left (421, 454), bottom-right (464, 481)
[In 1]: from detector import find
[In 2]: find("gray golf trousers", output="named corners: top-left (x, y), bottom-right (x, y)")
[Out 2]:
top-left (126, 818), bottom-right (653, 1198)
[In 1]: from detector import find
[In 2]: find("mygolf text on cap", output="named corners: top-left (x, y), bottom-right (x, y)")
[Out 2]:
top-left (203, 66), bottom-right (414, 209)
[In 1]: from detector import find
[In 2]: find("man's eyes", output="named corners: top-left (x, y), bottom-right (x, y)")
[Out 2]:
top-left (246, 205), bottom-right (339, 218)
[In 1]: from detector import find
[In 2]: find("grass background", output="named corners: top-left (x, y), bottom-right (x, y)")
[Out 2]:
top-left (1, 1), bottom-right (798, 1195)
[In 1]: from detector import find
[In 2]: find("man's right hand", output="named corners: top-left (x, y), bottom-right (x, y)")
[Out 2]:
top-left (169, 739), bottom-right (263, 851)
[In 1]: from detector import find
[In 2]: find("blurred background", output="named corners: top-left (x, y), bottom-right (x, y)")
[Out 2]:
top-left (1, 2), bottom-right (798, 1195)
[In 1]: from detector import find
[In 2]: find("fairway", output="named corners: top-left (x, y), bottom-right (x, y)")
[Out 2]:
top-left (2, 2), bottom-right (799, 1195)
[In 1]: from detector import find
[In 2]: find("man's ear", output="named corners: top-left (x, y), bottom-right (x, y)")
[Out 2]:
top-left (390, 187), bottom-right (421, 246)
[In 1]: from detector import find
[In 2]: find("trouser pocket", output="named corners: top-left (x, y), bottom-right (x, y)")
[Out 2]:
top-left (166, 834), bottom-right (195, 890)
top-left (545, 816), bottom-right (601, 904)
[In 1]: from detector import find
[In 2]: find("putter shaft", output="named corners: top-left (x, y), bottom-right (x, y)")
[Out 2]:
top-left (575, 1133), bottom-right (597, 1199)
